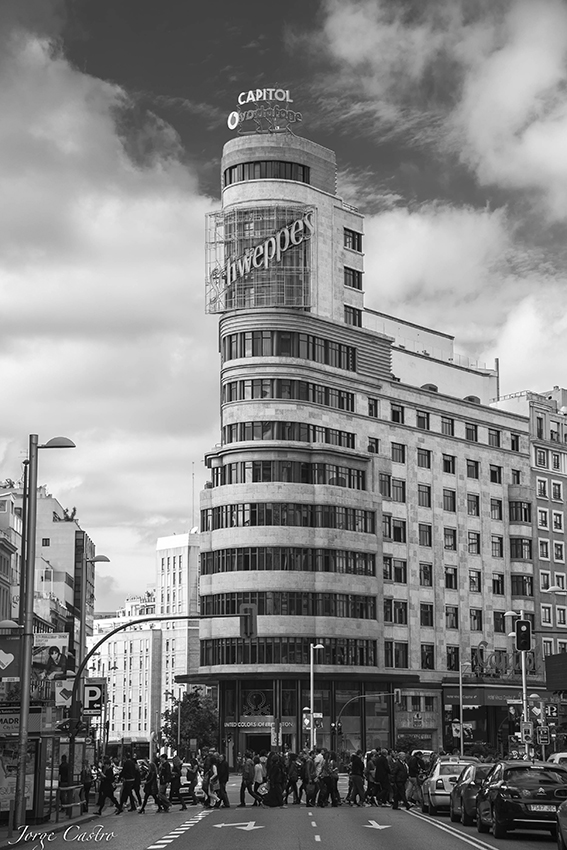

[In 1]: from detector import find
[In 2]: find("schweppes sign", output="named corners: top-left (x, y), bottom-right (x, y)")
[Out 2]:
top-left (225, 211), bottom-right (314, 285)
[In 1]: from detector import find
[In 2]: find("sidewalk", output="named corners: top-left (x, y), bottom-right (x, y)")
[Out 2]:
top-left (0, 810), bottom-right (98, 850)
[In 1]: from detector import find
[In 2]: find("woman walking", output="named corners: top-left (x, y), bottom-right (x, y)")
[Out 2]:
top-left (139, 761), bottom-right (169, 813)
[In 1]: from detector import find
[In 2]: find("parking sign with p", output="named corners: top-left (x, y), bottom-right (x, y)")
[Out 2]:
top-left (83, 681), bottom-right (106, 716)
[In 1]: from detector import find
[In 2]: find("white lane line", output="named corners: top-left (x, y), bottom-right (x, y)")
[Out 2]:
top-left (407, 811), bottom-right (496, 850)
top-left (315, 836), bottom-right (321, 842)
top-left (311, 820), bottom-right (317, 826)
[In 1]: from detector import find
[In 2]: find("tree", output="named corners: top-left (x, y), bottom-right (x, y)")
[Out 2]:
top-left (161, 689), bottom-right (218, 755)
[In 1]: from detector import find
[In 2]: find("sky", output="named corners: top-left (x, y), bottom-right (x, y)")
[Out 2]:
top-left (2, 0), bottom-right (567, 610)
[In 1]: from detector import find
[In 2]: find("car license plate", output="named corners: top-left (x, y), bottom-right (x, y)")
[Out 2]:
top-left (529, 804), bottom-right (556, 812)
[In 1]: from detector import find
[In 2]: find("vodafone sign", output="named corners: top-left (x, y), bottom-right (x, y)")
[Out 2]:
top-left (226, 211), bottom-right (314, 285)
top-left (227, 87), bottom-right (302, 134)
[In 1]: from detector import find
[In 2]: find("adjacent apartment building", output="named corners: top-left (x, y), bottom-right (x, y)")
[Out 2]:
top-left (190, 111), bottom-right (566, 759)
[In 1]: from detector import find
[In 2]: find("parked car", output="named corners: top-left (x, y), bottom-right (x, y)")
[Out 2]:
top-left (549, 753), bottom-right (567, 766)
top-left (421, 756), bottom-right (480, 815)
top-left (449, 763), bottom-right (493, 825)
top-left (476, 760), bottom-right (567, 838)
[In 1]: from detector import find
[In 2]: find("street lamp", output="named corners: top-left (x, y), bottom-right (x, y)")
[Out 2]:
top-left (309, 643), bottom-right (324, 750)
top-left (458, 661), bottom-right (473, 757)
top-left (16, 434), bottom-right (75, 828)
top-left (79, 555), bottom-right (110, 667)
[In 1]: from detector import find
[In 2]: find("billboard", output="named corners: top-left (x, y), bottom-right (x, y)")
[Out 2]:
top-left (545, 652), bottom-right (567, 691)
top-left (206, 205), bottom-right (314, 313)
top-left (0, 636), bottom-right (21, 679)
top-left (32, 633), bottom-right (69, 681)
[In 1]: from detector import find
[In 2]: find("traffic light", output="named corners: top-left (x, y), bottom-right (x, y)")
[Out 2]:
top-left (336, 722), bottom-right (342, 735)
top-left (520, 721), bottom-right (534, 744)
top-left (515, 619), bottom-right (532, 651)
top-left (302, 709), bottom-right (311, 731)
top-left (239, 603), bottom-right (258, 639)
top-left (394, 688), bottom-right (402, 704)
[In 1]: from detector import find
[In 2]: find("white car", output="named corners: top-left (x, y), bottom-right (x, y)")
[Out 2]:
top-left (548, 753), bottom-right (567, 766)
top-left (421, 756), bottom-right (479, 815)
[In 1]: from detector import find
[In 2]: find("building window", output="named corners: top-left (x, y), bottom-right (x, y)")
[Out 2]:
top-left (470, 609), bottom-right (483, 631)
top-left (417, 448), bottom-right (431, 469)
top-left (494, 611), bottom-right (505, 633)
top-left (558, 607), bottom-right (567, 626)
top-left (344, 306), bottom-right (362, 327)
top-left (444, 528), bottom-right (457, 550)
top-left (467, 494), bottom-right (480, 516)
top-left (391, 443), bottom-right (406, 463)
top-left (368, 438), bottom-right (379, 454)
top-left (441, 417), bottom-right (454, 436)
top-left (419, 524), bottom-right (432, 547)
top-left (540, 539), bottom-right (550, 560)
top-left (394, 600), bottom-right (408, 624)
top-left (368, 398), bottom-right (379, 418)
top-left (41, 538), bottom-right (50, 547)
top-left (466, 460), bottom-right (479, 479)
top-left (489, 465), bottom-right (502, 484)
top-left (344, 267), bottom-right (363, 290)
top-left (344, 228), bottom-right (363, 251)
top-left (447, 646), bottom-right (460, 671)
top-left (383, 556), bottom-right (392, 580)
top-left (392, 479), bottom-right (406, 503)
top-left (492, 535), bottom-right (504, 558)
top-left (416, 411), bottom-right (430, 430)
top-left (468, 532), bottom-right (481, 555)
top-left (488, 429), bottom-right (501, 447)
top-left (469, 570), bottom-right (481, 592)
top-left (383, 599), bottom-right (392, 622)
top-left (391, 403), bottom-right (404, 424)
top-left (224, 160), bottom-right (311, 186)
top-left (379, 474), bottom-right (391, 498)
top-left (509, 501), bottom-right (531, 523)
top-left (553, 512), bottom-right (564, 532)
top-left (511, 574), bottom-right (533, 596)
top-left (385, 641), bottom-right (408, 668)
top-left (540, 571), bottom-right (551, 590)
top-left (543, 639), bottom-right (554, 657)
top-left (421, 645), bottom-right (434, 670)
top-left (443, 454), bottom-right (455, 474)
top-left (536, 448), bottom-right (548, 468)
top-left (511, 433), bottom-right (520, 451)
top-left (552, 452), bottom-right (561, 470)
top-left (553, 481), bottom-right (563, 501)
top-left (392, 519), bottom-right (406, 543)
top-left (537, 478), bottom-right (548, 498)
top-left (491, 498), bottom-right (503, 520)
top-left (510, 538), bottom-right (533, 560)
top-left (538, 509), bottom-right (549, 529)
top-left (419, 562), bottom-right (433, 586)
top-left (511, 470), bottom-right (521, 484)
top-left (492, 573), bottom-right (504, 595)
top-left (424, 696), bottom-right (435, 712)
top-left (555, 542), bottom-right (565, 563)
top-left (465, 423), bottom-right (478, 442)
top-left (541, 605), bottom-right (552, 625)
top-left (393, 559), bottom-right (408, 583)
top-left (445, 606), bottom-right (459, 629)
top-left (420, 603), bottom-right (434, 627)
top-left (418, 484), bottom-right (431, 508)
top-left (443, 489), bottom-right (456, 512)
top-left (445, 566), bottom-right (458, 589)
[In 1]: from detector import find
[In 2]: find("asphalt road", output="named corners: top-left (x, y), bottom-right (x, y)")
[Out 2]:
top-left (9, 779), bottom-right (562, 850)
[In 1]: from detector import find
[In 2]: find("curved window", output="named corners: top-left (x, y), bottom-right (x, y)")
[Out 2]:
top-left (212, 461), bottom-right (365, 490)
top-left (223, 421), bottom-right (355, 449)
top-left (201, 592), bottom-right (376, 619)
top-left (200, 547), bottom-right (376, 576)
top-left (224, 160), bottom-right (310, 187)
top-left (201, 503), bottom-right (375, 534)
top-left (223, 378), bottom-right (354, 412)
top-left (222, 330), bottom-right (356, 372)
top-left (200, 637), bottom-right (376, 667)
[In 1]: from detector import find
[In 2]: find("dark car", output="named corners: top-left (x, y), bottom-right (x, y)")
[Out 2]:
top-left (476, 760), bottom-right (567, 839)
top-left (449, 762), bottom-right (492, 825)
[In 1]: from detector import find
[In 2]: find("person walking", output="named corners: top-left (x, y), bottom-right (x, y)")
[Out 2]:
top-left (391, 752), bottom-right (410, 810)
top-left (95, 757), bottom-right (123, 816)
top-left (58, 754), bottom-right (70, 811)
top-left (80, 760), bottom-right (92, 813)
top-left (374, 748), bottom-right (391, 806)
top-left (169, 755), bottom-right (187, 810)
top-left (406, 750), bottom-right (426, 807)
top-left (252, 757), bottom-right (264, 806)
top-left (119, 751), bottom-right (138, 811)
top-left (284, 753), bottom-right (300, 805)
top-left (214, 753), bottom-right (230, 809)
top-left (157, 754), bottom-right (172, 810)
top-left (238, 750), bottom-right (263, 807)
top-left (349, 750), bottom-right (367, 806)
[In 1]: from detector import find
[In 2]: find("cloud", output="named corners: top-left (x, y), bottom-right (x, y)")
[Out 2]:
top-left (0, 29), bottom-right (219, 608)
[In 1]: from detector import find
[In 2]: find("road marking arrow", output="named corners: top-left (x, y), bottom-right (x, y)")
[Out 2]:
top-left (364, 820), bottom-right (392, 830)
top-left (213, 821), bottom-right (264, 830)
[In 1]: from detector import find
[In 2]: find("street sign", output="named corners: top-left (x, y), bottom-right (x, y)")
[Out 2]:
top-left (83, 682), bottom-right (106, 716)
top-left (537, 726), bottom-right (550, 745)
top-left (546, 704), bottom-right (559, 718)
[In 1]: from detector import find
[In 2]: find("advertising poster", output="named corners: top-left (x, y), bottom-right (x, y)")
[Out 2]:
top-left (32, 633), bottom-right (69, 681)
top-left (0, 636), bottom-right (21, 679)
top-left (0, 740), bottom-right (36, 809)
top-left (54, 680), bottom-right (74, 708)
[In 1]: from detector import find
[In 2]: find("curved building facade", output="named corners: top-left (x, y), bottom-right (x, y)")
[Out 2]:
top-left (197, 124), bottom-right (542, 761)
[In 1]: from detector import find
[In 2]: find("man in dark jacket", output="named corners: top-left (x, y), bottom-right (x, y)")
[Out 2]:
top-left (96, 757), bottom-right (123, 815)
top-left (119, 751), bottom-right (138, 811)
top-left (349, 750), bottom-right (367, 806)
top-left (406, 751), bottom-right (426, 806)
top-left (238, 751), bottom-right (263, 807)
top-left (374, 748), bottom-right (391, 805)
top-left (214, 753), bottom-right (231, 808)
top-left (391, 752), bottom-right (410, 810)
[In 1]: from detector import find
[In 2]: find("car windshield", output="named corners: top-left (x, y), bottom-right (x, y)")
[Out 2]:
top-left (504, 767), bottom-right (567, 786)
top-left (474, 766), bottom-right (491, 781)
top-left (439, 764), bottom-right (468, 776)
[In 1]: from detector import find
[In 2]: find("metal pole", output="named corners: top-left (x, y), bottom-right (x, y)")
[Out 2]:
top-left (17, 461), bottom-right (29, 629)
top-left (177, 691), bottom-right (181, 754)
top-left (520, 609), bottom-right (529, 755)
top-left (15, 435), bottom-right (38, 827)
top-left (459, 662), bottom-right (464, 757)
top-left (310, 643), bottom-right (315, 750)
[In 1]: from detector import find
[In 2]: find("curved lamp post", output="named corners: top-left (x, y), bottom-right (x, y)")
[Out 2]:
top-left (309, 643), bottom-right (324, 750)
top-left (16, 435), bottom-right (75, 827)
